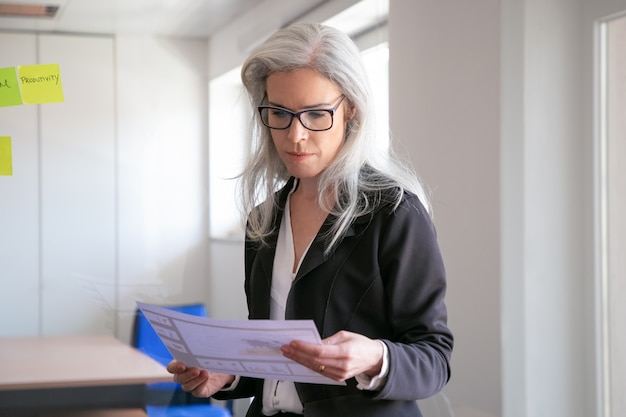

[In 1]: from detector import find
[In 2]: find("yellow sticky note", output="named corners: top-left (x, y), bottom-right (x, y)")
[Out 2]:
top-left (0, 136), bottom-right (12, 176)
top-left (18, 63), bottom-right (64, 104)
top-left (0, 67), bottom-right (23, 107)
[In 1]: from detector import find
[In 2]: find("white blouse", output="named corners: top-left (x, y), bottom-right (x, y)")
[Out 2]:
top-left (262, 190), bottom-right (307, 415)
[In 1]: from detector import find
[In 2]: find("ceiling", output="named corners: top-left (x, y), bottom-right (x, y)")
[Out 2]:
top-left (0, 0), bottom-right (389, 40)
top-left (0, 0), bottom-right (270, 38)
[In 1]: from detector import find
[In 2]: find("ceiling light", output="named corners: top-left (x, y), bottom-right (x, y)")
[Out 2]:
top-left (0, 3), bottom-right (60, 18)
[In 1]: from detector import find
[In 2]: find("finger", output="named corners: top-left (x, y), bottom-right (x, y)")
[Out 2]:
top-left (166, 360), bottom-right (187, 374)
top-left (282, 342), bottom-right (324, 365)
top-left (288, 339), bottom-right (320, 350)
top-left (174, 368), bottom-right (202, 385)
top-left (281, 343), bottom-right (324, 373)
top-left (289, 339), bottom-right (340, 358)
top-left (322, 331), bottom-right (349, 346)
top-left (179, 370), bottom-right (209, 392)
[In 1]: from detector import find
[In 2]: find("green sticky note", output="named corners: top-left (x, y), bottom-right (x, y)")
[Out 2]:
top-left (0, 136), bottom-right (12, 176)
top-left (0, 67), bottom-right (23, 107)
top-left (18, 63), bottom-right (64, 104)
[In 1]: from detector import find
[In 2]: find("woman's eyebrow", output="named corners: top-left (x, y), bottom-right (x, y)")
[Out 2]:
top-left (266, 100), bottom-right (333, 110)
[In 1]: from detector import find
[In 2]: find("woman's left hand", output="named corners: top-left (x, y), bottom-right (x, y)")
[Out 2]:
top-left (280, 330), bottom-right (384, 381)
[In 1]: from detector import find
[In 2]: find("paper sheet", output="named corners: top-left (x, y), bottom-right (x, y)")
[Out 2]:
top-left (0, 137), bottom-right (12, 176)
top-left (17, 64), bottom-right (64, 104)
top-left (137, 302), bottom-right (345, 385)
top-left (0, 67), bottom-right (22, 107)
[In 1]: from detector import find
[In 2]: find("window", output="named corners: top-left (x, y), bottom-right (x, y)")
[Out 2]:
top-left (598, 12), bottom-right (626, 417)
top-left (208, 67), bottom-right (249, 240)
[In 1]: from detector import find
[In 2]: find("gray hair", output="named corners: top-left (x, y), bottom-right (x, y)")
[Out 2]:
top-left (238, 22), bottom-right (430, 253)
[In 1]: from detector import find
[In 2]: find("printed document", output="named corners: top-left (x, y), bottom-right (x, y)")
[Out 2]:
top-left (137, 302), bottom-right (345, 385)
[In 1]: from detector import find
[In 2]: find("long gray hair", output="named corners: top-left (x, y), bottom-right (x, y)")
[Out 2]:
top-left (238, 22), bottom-right (429, 253)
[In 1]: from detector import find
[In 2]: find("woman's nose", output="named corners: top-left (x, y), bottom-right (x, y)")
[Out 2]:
top-left (286, 116), bottom-right (308, 142)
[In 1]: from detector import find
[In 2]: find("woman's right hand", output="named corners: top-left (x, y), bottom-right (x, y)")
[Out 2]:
top-left (167, 360), bottom-right (235, 398)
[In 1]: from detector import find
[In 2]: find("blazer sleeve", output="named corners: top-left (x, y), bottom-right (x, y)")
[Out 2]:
top-left (372, 193), bottom-right (453, 401)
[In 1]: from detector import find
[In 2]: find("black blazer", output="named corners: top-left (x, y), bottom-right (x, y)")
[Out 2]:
top-left (215, 177), bottom-right (453, 417)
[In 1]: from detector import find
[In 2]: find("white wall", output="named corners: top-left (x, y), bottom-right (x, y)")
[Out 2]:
top-left (504, 0), bottom-right (588, 415)
top-left (114, 35), bottom-right (210, 339)
top-left (0, 33), bottom-right (117, 336)
top-left (0, 33), bottom-right (42, 336)
top-left (39, 34), bottom-right (118, 335)
top-left (0, 33), bottom-right (209, 341)
top-left (207, 0), bottom-right (360, 79)
top-left (502, 1), bottom-right (625, 416)
top-left (388, 1), bottom-right (625, 417)
top-left (389, 2), bottom-right (501, 416)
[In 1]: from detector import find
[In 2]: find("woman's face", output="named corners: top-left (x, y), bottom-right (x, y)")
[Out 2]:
top-left (264, 68), bottom-right (351, 185)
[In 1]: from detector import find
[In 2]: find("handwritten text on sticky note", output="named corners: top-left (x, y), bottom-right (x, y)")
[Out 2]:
top-left (0, 67), bottom-right (23, 107)
top-left (18, 63), bottom-right (64, 104)
top-left (0, 136), bottom-right (12, 176)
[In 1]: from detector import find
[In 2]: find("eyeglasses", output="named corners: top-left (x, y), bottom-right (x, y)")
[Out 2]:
top-left (258, 95), bottom-right (346, 132)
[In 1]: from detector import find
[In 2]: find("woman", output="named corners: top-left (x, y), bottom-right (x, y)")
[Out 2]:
top-left (168, 22), bottom-right (453, 417)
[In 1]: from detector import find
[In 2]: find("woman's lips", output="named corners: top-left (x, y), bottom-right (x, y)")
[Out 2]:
top-left (286, 151), bottom-right (312, 162)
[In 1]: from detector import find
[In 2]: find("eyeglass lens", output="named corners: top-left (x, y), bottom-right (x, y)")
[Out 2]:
top-left (260, 108), bottom-right (333, 131)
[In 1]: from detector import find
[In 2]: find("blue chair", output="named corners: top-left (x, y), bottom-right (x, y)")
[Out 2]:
top-left (132, 303), bottom-right (232, 417)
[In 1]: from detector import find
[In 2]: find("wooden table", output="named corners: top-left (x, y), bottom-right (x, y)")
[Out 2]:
top-left (0, 335), bottom-right (172, 415)
top-left (33, 409), bottom-right (149, 417)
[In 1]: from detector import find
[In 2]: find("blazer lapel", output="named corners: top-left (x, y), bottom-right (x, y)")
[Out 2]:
top-left (294, 214), bottom-right (360, 282)
top-left (294, 219), bottom-right (332, 281)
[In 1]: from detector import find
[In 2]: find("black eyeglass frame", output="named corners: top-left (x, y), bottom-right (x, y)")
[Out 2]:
top-left (257, 95), bottom-right (346, 132)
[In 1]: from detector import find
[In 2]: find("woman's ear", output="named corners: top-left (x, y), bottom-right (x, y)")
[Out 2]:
top-left (345, 105), bottom-right (357, 138)
top-left (346, 104), bottom-right (356, 121)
